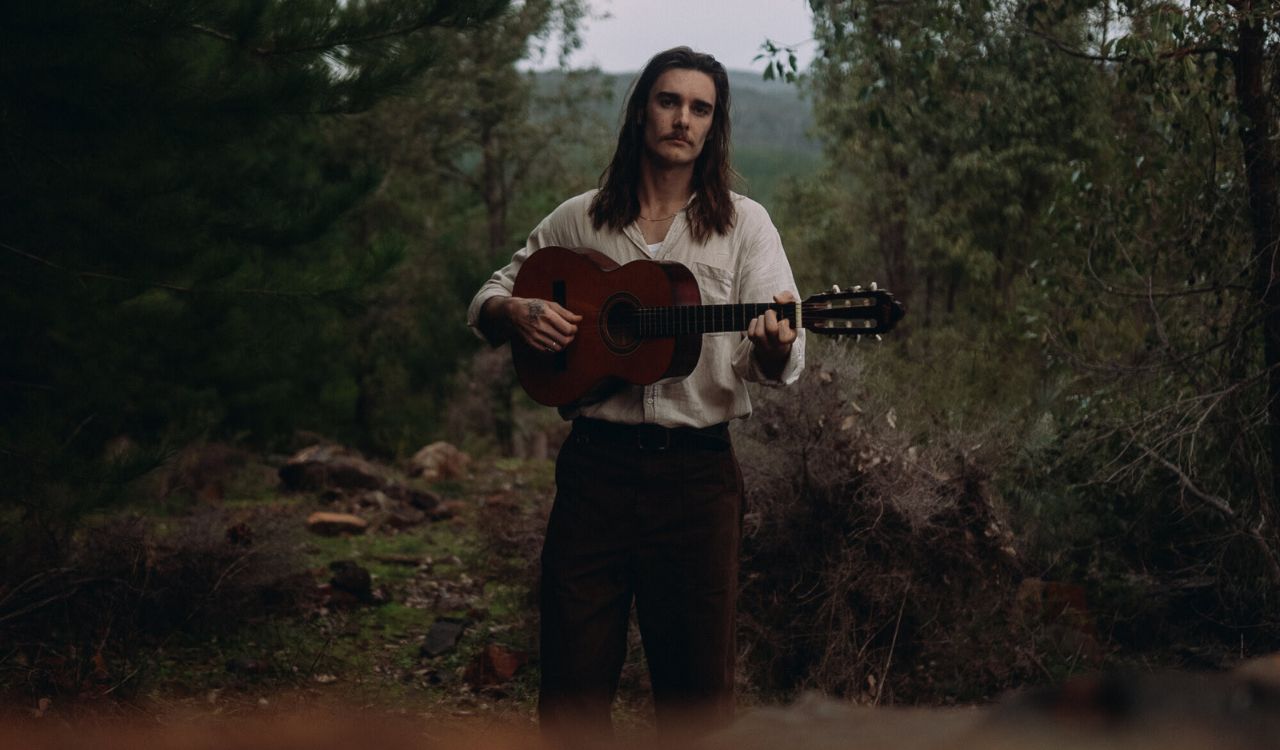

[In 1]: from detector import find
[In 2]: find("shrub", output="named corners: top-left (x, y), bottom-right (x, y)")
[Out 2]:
top-left (735, 345), bottom-right (1040, 703)
top-left (0, 508), bottom-right (308, 698)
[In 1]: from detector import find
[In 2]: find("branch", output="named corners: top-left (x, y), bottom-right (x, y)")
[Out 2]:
top-left (188, 22), bottom-right (406, 58)
top-left (1135, 439), bottom-right (1280, 584)
top-left (1047, 314), bottom-right (1251, 376)
top-left (1072, 363), bottom-right (1270, 487)
top-left (1136, 441), bottom-right (1238, 518)
top-left (873, 581), bottom-right (909, 707)
top-left (1083, 273), bottom-right (1249, 299)
top-left (188, 22), bottom-right (251, 50)
top-left (1024, 24), bottom-right (1237, 64)
top-left (188, 11), bottom-right (483, 59)
top-left (1, 240), bottom-right (341, 301)
top-left (1026, 25), bottom-right (1119, 62)
top-left (0, 569), bottom-right (92, 625)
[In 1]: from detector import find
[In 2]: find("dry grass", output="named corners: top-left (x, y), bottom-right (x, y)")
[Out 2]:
top-left (735, 349), bottom-right (1042, 703)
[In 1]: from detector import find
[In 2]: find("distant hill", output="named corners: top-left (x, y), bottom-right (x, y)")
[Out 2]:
top-left (535, 69), bottom-right (821, 208)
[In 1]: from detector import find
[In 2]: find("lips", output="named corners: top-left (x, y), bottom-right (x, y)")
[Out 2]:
top-left (664, 135), bottom-right (692, 145)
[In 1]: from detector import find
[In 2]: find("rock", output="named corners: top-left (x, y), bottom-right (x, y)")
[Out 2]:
top-left (386, 509), bottom-right (426, 529)
top-left (464, 643), bottom-right (527, 686)
top-left (329, 560), bottom-right (372, 602)
top-left (307, 512), bottom-right (368, 536)
top-left (321, 585), bottom-right (363, 611)
top-left (408, 441), bottom-right (471, 482)
top-left (356, 489), bottom-right (394, 511)
top-left (429, 500), bottom-right (468, 521)
top-left (384, 484), bottom-right (442, 512)
top-left (31, 697), bottom-right (51, 719)
top-left (280, 444), bottom-right (387, 492)
top-left (420, 618), bottom-right (469, 658)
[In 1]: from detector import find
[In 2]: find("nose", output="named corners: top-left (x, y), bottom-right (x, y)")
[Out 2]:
top-left (673, 105), bottom-right (690, 128)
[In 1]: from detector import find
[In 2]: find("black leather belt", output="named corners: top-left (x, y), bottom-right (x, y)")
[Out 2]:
top-left (572, 418), bottom-right (731, 452)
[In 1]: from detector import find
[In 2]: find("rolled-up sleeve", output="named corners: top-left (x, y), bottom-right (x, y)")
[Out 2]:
top-left (466, 245), bottom-right (525, 342)
top-left (466, 198), bottom-right (584, 343)
top-left (730, 207), bottom-right (806, 386)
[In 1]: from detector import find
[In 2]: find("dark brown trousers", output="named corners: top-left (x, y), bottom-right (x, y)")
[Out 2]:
top-left (538, 420), bottom-right (744, 739)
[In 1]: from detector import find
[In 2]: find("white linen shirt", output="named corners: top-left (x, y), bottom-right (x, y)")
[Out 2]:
top-left (467, 189), bottom-right (806, 429)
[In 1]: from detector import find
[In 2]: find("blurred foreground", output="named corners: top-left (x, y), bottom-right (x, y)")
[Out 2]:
top-left (5, 657), bottom-right (1280, 750)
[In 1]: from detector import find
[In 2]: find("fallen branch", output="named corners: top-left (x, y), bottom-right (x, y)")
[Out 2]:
top-left (874, 581), bottom-right (910, 707)
top-left (1136, 440), bottom-right (1280, 585)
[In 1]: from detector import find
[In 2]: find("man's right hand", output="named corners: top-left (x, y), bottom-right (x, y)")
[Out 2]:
top-left (484, 296), bottom-right (582, 352)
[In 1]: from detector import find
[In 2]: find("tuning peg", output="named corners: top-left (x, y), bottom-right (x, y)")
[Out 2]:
top-left (875, 334), bottom-right (882, 341)
top-left (830, 284), bottom-right (841, 293)
top-left (853, 285), bottom-right (862, 292)
top-left (870, 281), bottom-right (878, 291)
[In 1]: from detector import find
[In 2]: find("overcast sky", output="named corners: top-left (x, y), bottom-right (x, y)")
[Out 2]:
top-left (528, 0), bottom-right (817, 73)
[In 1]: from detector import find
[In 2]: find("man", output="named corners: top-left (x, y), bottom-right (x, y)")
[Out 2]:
top-left (468, 47), bottom-right (805, 738)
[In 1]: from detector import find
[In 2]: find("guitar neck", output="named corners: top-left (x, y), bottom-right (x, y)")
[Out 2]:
top-left (634, 303), bottom-right (800, 337)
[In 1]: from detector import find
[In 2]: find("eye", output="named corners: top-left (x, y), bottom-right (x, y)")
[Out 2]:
top-left (657, 94), bottom-right (676, 107)
top-left (694, 103), bottom-right (713, 116)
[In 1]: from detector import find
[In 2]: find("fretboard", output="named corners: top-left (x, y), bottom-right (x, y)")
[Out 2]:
top-left (632, 303), bottom-right (798, 337)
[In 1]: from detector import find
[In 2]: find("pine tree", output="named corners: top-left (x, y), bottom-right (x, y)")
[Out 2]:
top-left (0, 0), bottom-right (505, 565)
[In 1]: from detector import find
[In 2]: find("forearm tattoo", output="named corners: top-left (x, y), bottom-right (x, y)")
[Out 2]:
top-left (525, 300), bottom-right (544, 324)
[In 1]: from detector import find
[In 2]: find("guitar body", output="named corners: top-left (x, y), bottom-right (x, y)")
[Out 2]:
top-left (511, 246), bottom-right (702, 407)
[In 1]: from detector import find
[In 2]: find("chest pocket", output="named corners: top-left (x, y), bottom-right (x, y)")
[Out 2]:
top-left (692, 261), bottom-right (735, 305)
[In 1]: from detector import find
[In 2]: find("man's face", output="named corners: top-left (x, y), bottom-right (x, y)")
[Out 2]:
top-left (642, 68), bottom-right (717, 168)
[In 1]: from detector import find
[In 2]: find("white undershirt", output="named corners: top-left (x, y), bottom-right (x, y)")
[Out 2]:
top-left (645, 242), bottom-right (662, 257)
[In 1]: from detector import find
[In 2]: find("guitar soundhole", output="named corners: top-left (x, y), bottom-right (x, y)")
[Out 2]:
top-left (600, 293), bottom-right (641, 354)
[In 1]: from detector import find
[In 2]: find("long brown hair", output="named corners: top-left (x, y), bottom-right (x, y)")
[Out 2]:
top-left (589, 47), bottom-right (736, 244)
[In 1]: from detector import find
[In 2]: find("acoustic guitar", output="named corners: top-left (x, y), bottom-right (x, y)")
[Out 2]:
top-left (511, 245), bottom-right (905, 406)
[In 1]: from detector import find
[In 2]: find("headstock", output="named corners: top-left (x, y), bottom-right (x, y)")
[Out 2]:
top-left (801, 284), bottom-right (905, 337)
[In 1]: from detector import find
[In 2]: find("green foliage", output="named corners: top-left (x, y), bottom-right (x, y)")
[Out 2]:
top-left (1025, 0), bottom-right (1280, 634)
top-left (789, 0), bottom-right (1099, 322)
top-left (777, 0), bottom-right (1280, 651)
top-left (0, 0), bottom-right (506, 560)
top-left (325, 0), bottom-right (605, 455)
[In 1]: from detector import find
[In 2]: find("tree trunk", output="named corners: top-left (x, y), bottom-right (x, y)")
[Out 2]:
top-left (924, 269), bottom-right (935, 328)
top-left (1233, 4), bottom-right (1280, 513)
top-left (481, 124), bottom-right (508, 261)
top-left (878, 156), bottom-right (914, 308)
top-left (480, 123), bottom-right (516, 455)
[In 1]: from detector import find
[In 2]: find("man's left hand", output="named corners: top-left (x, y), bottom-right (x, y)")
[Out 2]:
top-left (748, 291), bottom-right (798, 380)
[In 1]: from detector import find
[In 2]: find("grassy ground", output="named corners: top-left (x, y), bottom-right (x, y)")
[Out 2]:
top-left (133, 456), bottom-right (549, 721)
top-left (1, 452), bottom-right (665, 735)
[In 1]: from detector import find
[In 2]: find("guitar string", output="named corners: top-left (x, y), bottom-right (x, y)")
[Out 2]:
top-left (631, 303), bottom-right (852, 335)
top-left (613, 295), bottom-right (882, 337)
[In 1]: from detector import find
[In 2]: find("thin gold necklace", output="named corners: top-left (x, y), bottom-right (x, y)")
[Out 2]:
top-left (638, 211), bottom-right (679, 222)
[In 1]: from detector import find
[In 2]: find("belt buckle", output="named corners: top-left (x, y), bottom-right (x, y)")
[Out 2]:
top-left (636, 424), bottom-right (670, 451)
